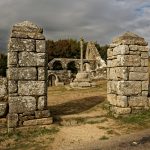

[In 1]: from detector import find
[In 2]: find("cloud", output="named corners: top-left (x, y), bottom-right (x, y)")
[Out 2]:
top-left (0, 0), bottom-right (150, 53)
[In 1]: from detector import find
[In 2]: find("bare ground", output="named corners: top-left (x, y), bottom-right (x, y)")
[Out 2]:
top-left (0, 80), bottom-right (150, 150)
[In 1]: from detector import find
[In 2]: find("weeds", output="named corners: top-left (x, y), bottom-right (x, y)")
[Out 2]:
top-left (119, 110), bottom-right (150, 126)
top-left (99, 135), bottom-right (109, 140)
top-left (0, 126), bottom-right (59, 150)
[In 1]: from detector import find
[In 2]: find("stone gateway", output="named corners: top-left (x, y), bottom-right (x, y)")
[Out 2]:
top-left (107, 32), bottom-right (150, 116)
top-left (7, 21), bottom-right (52, 129)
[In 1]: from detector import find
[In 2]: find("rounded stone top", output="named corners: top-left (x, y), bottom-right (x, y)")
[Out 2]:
top-left (11, 21), bottom-right (45, 40)
top-left (112, 31), bottom-right (148, 46)
top-left (12, 21), bottom-right (43, 33)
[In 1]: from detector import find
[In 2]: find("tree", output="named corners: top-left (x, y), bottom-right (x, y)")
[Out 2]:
top-left (0, 53), bottom-right (7, 77)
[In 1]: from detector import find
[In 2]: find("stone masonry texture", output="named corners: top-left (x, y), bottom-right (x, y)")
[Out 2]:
top-left (107, 32), bottom-right (150, 116)
top-left (7, 21), bottom-right (51, 128)
top-left (0, 78), bottom-right (8, 118)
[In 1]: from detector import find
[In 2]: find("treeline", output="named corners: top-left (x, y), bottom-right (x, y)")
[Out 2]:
top-left (0, 53), bottom-right (7, 77)
top-left (46, 39), bottom-right (108, 62)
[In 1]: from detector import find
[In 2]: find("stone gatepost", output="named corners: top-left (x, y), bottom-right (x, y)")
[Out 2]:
top-left (107, 32), bottom-right (149, 116)
top-left (7, 21), bottom-right (52, 129)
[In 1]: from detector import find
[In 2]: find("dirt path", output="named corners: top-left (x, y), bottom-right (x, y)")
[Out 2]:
top-left (51, 127), bottom-right (150, 150)
top-left (47, 82), bottom-right (150, 150)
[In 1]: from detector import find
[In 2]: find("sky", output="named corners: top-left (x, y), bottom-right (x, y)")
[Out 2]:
top-left (0, 0), bottom-right (150, 53)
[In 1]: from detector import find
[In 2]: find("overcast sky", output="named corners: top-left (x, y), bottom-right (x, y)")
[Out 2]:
top-left (0, 0), bottom-right (150, 53)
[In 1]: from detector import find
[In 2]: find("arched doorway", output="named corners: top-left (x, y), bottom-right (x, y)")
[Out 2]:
top-left (48, 74), bottom-right (56, 86)
top-left (83, 62), bottom-right (91, 72)
top-left (67, 61), bottom-right (78, 74)
top-left (52, 61), bottom-right (63, 70)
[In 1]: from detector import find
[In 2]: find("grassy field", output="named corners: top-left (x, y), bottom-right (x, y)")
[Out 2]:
top-left (0, 80), bottom-right (150, 150)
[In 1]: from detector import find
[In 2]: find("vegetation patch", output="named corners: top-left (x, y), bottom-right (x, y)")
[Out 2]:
top-left (99, 135), bottom-right (109, 140)
top-left (0, 126), bottom-right (59, 150)
top-left (119, 110), bottom-right (150, 126)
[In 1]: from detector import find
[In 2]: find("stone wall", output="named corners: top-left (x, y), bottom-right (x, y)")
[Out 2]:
top-left (7, 21), bottom-right (52, 129)
top-left (107, 32), bottom-right (150, 116)
top-left (48, 70), bottom-right (71, 85)
top-left (0, 78), bottom-right (8, 119)
top-left (0, 77), bottom-right (8, 128)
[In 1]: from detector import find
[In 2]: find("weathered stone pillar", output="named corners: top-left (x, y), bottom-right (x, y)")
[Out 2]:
top-left (7, 21), bottom-right (52, 129)
top-left (107, 32), bottom-right (149, 116)
top-left (80, 38), bottom-right (84, 72)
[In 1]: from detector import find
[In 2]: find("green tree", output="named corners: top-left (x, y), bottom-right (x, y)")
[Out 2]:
top-left (0, 53), bottom-right (7, 77)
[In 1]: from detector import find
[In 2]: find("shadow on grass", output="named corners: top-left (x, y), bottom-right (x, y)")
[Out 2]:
top-left (48, 96), bottom-right (105, 116)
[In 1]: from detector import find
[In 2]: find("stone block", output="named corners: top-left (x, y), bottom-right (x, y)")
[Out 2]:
top-left (138, 46), bottom-right (149, 52)
top-left (7, 67), bottom-right (37, 80)
top-left (142, 81), bottom-right (149, 91)
top-left (116, 96), bottom-right (128, 107)
top-left (132, 107), bottom-right (145, 114)
top-left (7, 113), bottom-right (18, 128)
top-left (111, 106), bottom-right (131, 115)
top-left (129, 45), bottom-right (138, 51)
top-left (0, 118), bottom-right (7, 127)
top-left (148, 98), bottom-right (150, 107)
top-left (129, 72), bottom-right (148, 81)
top-left (107, 94), bottom-right (116, 105)
top-left (23, 118), bottom-right (53, 126)
top-left (8, 52), bottom-right (18, 65)
top-left (107, 68), bottom-right (110, 80)
top-left (112, 32), bottom-right (148, 46)
top-left (18, 81), bottom-right (46, 95)
top-left (128, 96), bottom-right (148, 107)
top-left (8, 38), bottom-right (35, 52)
top-left (117, 81), bottom-right (141, 96)
top-left (109, 43), bottom-right (120, 48)
top-left (11, 31), bottom-right (45, 40)
top-left (35, 110), bottom-right (50, 119)
top-left (36, 40), bottom-right (46, 52)
top-left (107, 94), bottom-right (128, 107)
top-left (142, 91), bottom-right (148, 96)
top-left (0, 102), bottom-right (8, 117)
top-left (0, 78), bottom-right (7, 98)
top-left (109, 67), bottom-right (128, 81)
top-left (12, 21), bottom-right (43, 33)
top-left (113, 45), bottom-right (129, 55)
top-left (116, 67), bottom-right (128, 80)
top-left (141, 59), bottom-right (148, 66)
top-left (107, 81), bottom-right (117, 94)
top-left (116, 55), bottom-right (141, 67)
top-left (19, 52), bottom-right (46, 67)
top-left (19, 114), bottom-right (35, 121)
top-left (9, 96), bottom-right (36, 113)
top-left (128, 67), bottom-right (148, 73)
top-left (109, 68), bottom-right (117, 80)
top-left (111, 59), bottom-right (118, 67)
top-left (129, 51), bottom-right (140, 55)
top-left (38, 96), bottom-right (47, 110)
top-left (38, 67), bottom-right (46, 80)
top-left (107, 48), bottom-right (113, 58)
top-left (141, 52), bottom-right (149, 58)
top-left (107, 60), bottom-right (112, 67)
top-left (8, 80), bottom-right (18, 93)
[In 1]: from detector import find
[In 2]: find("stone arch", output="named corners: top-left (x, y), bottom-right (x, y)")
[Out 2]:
top-left (48, 73), bottom-right (59, 86)
top-left (83, 62), bottom-right (91, 72)
top-left (52, 60), bottom-right (63, 70)
top-left (67, 61), bottom-right (78, 74)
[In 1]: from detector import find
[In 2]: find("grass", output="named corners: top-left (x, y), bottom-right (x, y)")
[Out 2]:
top-left (0, 126), bottom-right (60, 150)
top-left (99, 135), bottom-right (109, 140)
top-left (119, 110), bottom-right (150, 126)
